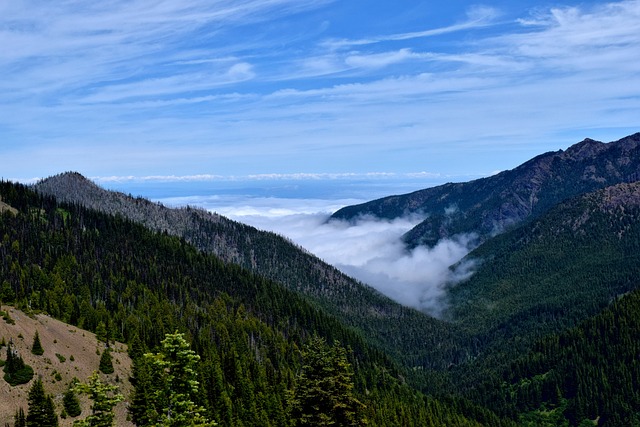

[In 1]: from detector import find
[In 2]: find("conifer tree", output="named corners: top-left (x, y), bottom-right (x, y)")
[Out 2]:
top-left (63, 381), bottom-right (82, 418)
top-left (31, 330), bottom-right (44, 356)
top-left (138, 331), bottom-right (216, 426)
top-left (14, 407), bottom-right (26, 427)
top-left (3, 341), bottom-right (34, 386)
top-left (26, 376), bottom-right (59, 427)
top-left (73, 371), bottom-right (123, 427)
top-left (290, 335), bottom-right (365, 426)
top-left (98, 349), bottom-right (114, 374)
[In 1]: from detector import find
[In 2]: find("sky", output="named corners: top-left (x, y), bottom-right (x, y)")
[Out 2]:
top-left (2, 1), bottom-right (640, 311)
top-left (1, 0), bottom-right (639, 185)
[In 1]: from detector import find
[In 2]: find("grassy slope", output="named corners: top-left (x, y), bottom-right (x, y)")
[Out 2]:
top-left (0, 306), bottom-right (132, 426)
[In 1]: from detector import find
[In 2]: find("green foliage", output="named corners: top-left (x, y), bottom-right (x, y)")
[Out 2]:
top-left (31, 330), bottom-right (44, 355)
top-left (98, 349), bottom-right (114, 374)
top-left (26, 376), bottom-right (59, 427)
top-left (73, 371), bottom-right (124, 427)
top-left (2, 308), bottom-right (15, 324)
top-left (63, 382), bottom-right (83, 417)
top-left (3, 341), bottom-right (34, 386)
top-left (290, 335), bottom-right (365, 426)
top-left (14, 407), bottom-right (26, 427)
top-left (136, 331), bottom-right (216, 426)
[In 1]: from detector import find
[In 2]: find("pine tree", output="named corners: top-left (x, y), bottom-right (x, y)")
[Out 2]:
top-left (139, 331), bottom-right (216, 426)
top-left (14, 407), bottom-right (26, 427)
top-left (31, 330), bottom-right (44, 356)
top-left (26, 376), bottom-right (59, 427)
top-left (98, 349), bottom-right (114, 374)
top-left (290, 335), bottom-right (365, 426)
top-left (128, 348), bottom-right (156, 426)
top-left (73, 371), bottom-right (123, 427)
top-left (3, 341), bottom-right (34, 386)
top-left (63, 381), bottom-right (82, 418)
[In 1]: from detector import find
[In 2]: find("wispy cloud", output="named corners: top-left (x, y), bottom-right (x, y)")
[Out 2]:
top-left (320, 5), bottom-right (501, 50)
top-left (1, 1), bottom-right (639, 180)
top-left (90, 171), bottom-right (445, 184)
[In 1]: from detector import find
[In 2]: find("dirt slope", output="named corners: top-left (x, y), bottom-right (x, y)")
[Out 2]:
top-left (0, 306), bottom-right (133, 426)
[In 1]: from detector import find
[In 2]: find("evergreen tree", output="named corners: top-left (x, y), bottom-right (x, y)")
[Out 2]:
top-left (63, 381), bottom-right (82, 418)
top-left (98, 349), bottom-right (114, 374)
top-left (73, 371), bottom-right (123, 427)
top-left (290, 335), bottom-right (365, 426)
top-left (26, 376), bottom-right (59, 427)
top-left (140, 331), bottom-right (216, 426)
top-left (128, 349), bottom-right (155, 426)
top-left (31, 330), bottom-right (44, 356)
top-left (14, 407), bottom-right (26, 427)
top-left (95, 322), bottom-right (108, 345)
top-left (3, 341), bottom-right (34, 386)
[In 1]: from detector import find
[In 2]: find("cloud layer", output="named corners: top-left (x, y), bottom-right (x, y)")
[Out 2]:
top-left (240, 212), bottom-right (476, 314)
top-left (166, 193), bottom-right (477, 314)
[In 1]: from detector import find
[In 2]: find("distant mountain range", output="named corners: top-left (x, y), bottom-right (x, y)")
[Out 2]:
top-left (332, 133), bottom-right (640, 247)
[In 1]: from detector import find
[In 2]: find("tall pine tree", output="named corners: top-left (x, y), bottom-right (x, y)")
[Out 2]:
top-left (26, 376), bottom-right (59, 427)
top-left (290, 335), bottom-right (365, 426)
top-left (135, 331), bottom-right (216, 426)
top-left (73, 371), bottom-right (123, 427)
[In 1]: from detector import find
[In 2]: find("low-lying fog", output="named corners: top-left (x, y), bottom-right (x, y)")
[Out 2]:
top-left (158, 193), bottom-right (476, 315)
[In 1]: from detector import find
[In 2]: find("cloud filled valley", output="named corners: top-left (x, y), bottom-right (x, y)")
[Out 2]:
top-left (161, 194), bottom-right (478, 314)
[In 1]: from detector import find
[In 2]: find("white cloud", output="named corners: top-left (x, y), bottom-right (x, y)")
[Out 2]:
top-left (345, 49), bottom-right (416, 69)
top-left (171, 194), bottom-right (477, 314)
top-left (321, 5), bottom-right (500, 50)
top-left (258, 212), bottom-right (476, 315)
top-left (1, 1), bottom-right (639, 180)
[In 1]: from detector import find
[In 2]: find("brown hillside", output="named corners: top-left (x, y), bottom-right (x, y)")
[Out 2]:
top-left (0, 306), bottom-right (133, 426)
top-left (0, 197), bottom-right (17, 215)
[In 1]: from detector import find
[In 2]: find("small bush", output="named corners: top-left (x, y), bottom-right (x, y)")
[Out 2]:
top-left (4, 364), bottom-right (34, 386)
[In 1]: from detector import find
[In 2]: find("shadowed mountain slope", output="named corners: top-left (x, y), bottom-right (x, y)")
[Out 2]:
top-left (332, 133), bottom-right (640, 247)
top-left (447, 180), bottom-right (640, 336)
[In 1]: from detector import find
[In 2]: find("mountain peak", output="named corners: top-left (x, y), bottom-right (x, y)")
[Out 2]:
top-left (563, 137), bottom-right (606, 161)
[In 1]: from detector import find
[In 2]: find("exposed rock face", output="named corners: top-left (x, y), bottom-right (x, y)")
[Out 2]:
top-left (332, 133), bottom-right (640, 247)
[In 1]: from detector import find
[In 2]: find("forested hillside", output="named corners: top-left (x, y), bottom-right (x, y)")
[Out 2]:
top-left (446, 181), bottom-right (640, 339)
top-left (332, 133), bottom-right (640, 247)
top-left (0, 180), bottom-right (510, 426)
top-left (9, 138), bottom-right (640, 425)
top-left (474, 287), bottom-right (640, 426)
top-left (34, 173), bottom-right (469, 374)
top-left (440, 182), bottom-right (640, 424)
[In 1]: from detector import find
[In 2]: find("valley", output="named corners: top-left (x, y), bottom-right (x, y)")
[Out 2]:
top-left (1, 133), bottom-right (640, 425)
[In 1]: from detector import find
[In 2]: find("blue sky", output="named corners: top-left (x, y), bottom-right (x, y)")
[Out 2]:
top-left (2, 0), bottom-right (640, 189)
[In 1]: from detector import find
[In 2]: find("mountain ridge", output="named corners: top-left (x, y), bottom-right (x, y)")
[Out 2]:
top-left (33, 172), bottom-right (467, 373)
top-left (332, 132), bottom-right (640, 247)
